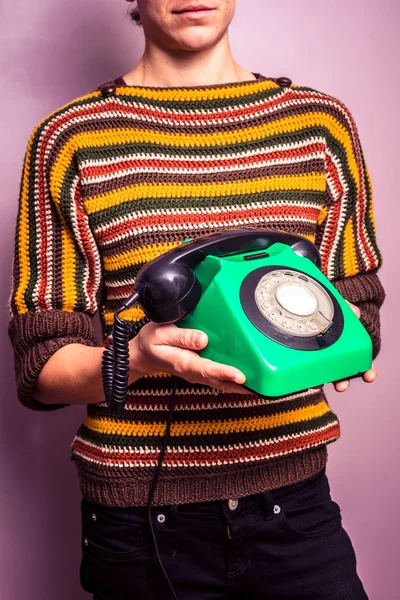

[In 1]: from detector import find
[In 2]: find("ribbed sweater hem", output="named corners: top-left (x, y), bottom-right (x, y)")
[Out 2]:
top-left (75, 446), bottom-right (328, 507)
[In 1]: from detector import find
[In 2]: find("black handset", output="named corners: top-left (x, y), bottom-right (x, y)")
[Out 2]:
top-left (127, 228), bottom-right (321, 323)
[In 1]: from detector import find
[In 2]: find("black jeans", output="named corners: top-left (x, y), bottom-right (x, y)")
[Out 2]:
top-left (80, 469), bottom-right (368, 599)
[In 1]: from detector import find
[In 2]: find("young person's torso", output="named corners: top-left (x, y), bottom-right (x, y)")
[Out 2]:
top-left (25, 77), bottom-right (375, 505)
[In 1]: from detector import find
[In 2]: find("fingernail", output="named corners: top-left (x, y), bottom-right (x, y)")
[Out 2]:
top-left (235, 373), bottom-right (246, 384)
top-left (194, 332), bottom-right (206, 348)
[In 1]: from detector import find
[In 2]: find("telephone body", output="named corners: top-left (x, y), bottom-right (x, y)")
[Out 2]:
top-left (104, 229), bottom-right (372, 408)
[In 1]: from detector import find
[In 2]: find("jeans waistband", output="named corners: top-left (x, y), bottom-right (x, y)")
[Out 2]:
top-left (173, 467), bottom-right (326, 519)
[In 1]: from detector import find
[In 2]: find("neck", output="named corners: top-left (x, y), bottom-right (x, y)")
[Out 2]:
top-left (124, 35), bottom-right (255, 88)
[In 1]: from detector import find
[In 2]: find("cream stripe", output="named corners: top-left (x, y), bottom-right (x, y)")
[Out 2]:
top-left (81, 154), bottom-right (325, 185)
top-left (80, 137), bottom-right (326, 169)
top-left (85, 175), bottom-right (326, 215)
top-left (321, 147), bottom-right (350, 279)
top-left (95, 200), bottom-right (321, 235)
top-left (72, 427), bottom-right (337, 468)
top-left (102, 216), bottom-right (317, 254)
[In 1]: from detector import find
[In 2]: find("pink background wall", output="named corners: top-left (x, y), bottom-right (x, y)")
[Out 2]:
top-left (1, 0), bottom-right (398, 598)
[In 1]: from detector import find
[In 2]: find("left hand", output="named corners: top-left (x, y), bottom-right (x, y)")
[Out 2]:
top-left (334, 301), bottom-right (376, 392)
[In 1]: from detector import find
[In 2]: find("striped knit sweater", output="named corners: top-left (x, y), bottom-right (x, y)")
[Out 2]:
top-left (9, 75), bottom-right (385, 507)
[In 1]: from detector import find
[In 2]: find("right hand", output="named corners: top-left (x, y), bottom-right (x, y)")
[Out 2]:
top-left (129, 322), bottom-right (250, 394)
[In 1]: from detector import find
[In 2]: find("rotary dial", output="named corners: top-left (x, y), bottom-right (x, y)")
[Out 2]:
top-left (254, 270), bottom-right (334, 337)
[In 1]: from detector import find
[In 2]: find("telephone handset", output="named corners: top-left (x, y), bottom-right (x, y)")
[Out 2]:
top-left (124, 228), bottom-right (321, 323)
top-left (102, 228), bottom-right (372, 412)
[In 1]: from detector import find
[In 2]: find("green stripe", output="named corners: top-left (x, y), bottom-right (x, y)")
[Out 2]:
top-left (78, 126), bottom-right (325, 163)
top-left (90, 189), bottom-right (323, 230)
top-left (113, 84), bottom-right (284, 112)
top-left (87, 393), bottom-right (324, 423)
top-left (77, 411), bottom-right (338, 450)
top-left (59, 161), bottom-right (87, 310)
top-left (24, 132), bottom-right (43, 310)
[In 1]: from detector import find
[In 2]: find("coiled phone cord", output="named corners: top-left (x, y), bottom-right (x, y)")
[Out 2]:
top-left (102, 293), bottom-right (150, 409)
top-left (147, 377), bottom-right (178, 600)
top-left (101, 297), bottom-right (179, 599)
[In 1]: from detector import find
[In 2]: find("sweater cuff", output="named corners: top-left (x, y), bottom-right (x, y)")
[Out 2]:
top-left (333, 272), bottom-right (385, 359)
top-left (8, 310), bottom-right (98, 410)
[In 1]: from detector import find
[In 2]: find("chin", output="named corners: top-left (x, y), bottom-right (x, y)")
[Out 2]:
top-left (171, 28), bottom-right (223, 51)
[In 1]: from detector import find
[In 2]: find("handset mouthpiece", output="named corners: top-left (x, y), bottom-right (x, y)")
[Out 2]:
top-left (118, 291), bottom-right (140, 313)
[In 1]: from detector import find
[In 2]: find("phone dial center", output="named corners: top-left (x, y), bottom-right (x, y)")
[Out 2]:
top-left (276, 283), bottom-right (317, 316)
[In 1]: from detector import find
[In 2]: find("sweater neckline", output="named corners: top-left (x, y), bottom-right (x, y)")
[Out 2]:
top-left (114, 72), bottom-right (269, 93)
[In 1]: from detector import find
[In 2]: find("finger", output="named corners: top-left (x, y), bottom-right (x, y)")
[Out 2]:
top-left (334, 380), bottom-right (350, 392)
top-left (197, 356), bottom-right (246, 385)
top-left (177, 353), bottom-right (246, 386)
top-left (158, 324), bottom-right (209, 351)
top-left (362, 365), bottom-right (377, 383)
top-left (344, 300), bottom-right (361, 319)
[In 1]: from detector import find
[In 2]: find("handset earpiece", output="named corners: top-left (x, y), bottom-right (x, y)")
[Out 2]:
top-left (290, 239), bottom-right (321, 269)
top-left (134, 262), bottom-right (202, 323)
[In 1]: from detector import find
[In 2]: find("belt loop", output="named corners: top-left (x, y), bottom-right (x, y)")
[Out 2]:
top-left (261, 491), bottom-right (274, 521)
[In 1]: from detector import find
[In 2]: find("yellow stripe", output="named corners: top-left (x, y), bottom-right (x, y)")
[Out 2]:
top-left (61, 228), bottom-right (78, 310)
top-left (103, 241), bottom-right (181, 272)
top-left (85, 175), bottom-right (325, 215)
top-left (50, 111), bottom-right (359, 207)
top-left (84, 400), bottom-right (330, 437)
top-left (14, 134), bottom-right (38, 313)
top-left (103, 306), bottom-right (145, 325)
top-left (115, 79), bottom-right (278, 102)
top-left (103, 235), bottom-right (318, 273)
top-left (317, 204), bottom-right (329, 226)
top-left (342, 217), bottom-right (358, 277)
top-left (303, 233), bottom-right (316, 243)
top-left (104, 242), bottom-right (180, 271)
top-left (365, 166), bottom-right (377, 229)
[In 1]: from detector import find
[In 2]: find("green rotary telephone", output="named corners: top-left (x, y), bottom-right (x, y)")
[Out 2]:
top-left (103, 228), bottom-right (372, 409)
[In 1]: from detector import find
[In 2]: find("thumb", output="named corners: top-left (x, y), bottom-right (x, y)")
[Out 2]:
top-left (345, 300), bottom-right (361, 319)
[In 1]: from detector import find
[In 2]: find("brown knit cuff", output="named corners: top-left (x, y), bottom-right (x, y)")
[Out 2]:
top-left (8, 310), bottom-right (98, 411)
top-left (333, 272), bottom-right (385, 358)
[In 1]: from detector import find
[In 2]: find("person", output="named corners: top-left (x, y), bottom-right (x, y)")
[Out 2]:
top-left (8, 0), bottom-right (385, 598)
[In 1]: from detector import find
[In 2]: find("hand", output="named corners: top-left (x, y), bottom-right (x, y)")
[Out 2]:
top-left (334, 301), bottom-right (376, 392)
top-left (129, 322), bottom-right (250, 394)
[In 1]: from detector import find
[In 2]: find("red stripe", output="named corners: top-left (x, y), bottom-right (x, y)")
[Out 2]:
top-left (98, 204), bottom-right (320, 246)
top-left (83, 88), bottom-right (322, 128)
top-left (80, 143), bottom-right (326, 180)
top-left (344, 111), bottom-right (375, 268)
top-left (73, 182), bottom-right (98, 311)
top-left (72, 424), bottom-right (340, 466)
top-left (320, 154), bottom-right (344, 274)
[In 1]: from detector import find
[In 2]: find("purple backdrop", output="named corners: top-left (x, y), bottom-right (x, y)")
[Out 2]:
top-left (0, 1), bottom-right (398, 598)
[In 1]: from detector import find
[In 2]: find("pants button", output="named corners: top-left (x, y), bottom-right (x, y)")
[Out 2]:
top-left (274, 505), bottom-right (281, 514)
top-left (228, 499), bottom-right (239, 511)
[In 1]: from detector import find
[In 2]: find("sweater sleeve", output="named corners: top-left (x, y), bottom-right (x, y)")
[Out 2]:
top-left (315, 102), bottom-right (385, 358)
top-left (8, 123), bottom-right (102, 410)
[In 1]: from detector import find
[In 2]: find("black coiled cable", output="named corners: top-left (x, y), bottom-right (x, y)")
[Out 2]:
top-left (101, 296), bottom-right (178, 598)
top-left (101, 293), bottom-right (150, 412)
